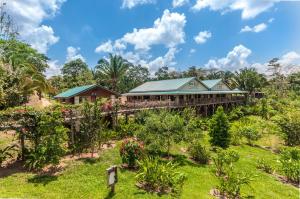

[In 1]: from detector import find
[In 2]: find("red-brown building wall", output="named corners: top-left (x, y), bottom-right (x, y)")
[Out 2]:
top-left (78, 87), bottom-right (113, 98)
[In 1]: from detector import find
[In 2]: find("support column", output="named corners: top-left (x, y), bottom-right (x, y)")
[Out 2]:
top-left (204, 105), bottom-right (208, 117)
top-left (175, 95), bottom-right (179, 106)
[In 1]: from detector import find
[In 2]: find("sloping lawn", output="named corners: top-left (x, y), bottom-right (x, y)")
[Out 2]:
top-left (0, 143), bottom-right (298, 199)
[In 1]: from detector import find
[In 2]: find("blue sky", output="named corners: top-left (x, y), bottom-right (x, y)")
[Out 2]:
top-left (6, 0), bottom-right (300, 76)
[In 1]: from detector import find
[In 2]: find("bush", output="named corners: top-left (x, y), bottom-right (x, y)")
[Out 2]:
top-left (209, 107), bottom-right (230, 149)
top-left (217, 170), bottom-right (254, 199)
top-left (0, 144), bottom-right (17, 167)
top-left (138, 110), bottom-right (185, 157)
top-left (276, 111), bottom-right (300, 146)
top-left (230, 117), bottom-right (263, 146)
top-left (188, 142), bottom-right (210, 164)
top-left (228, 107), bottom-right (244, 121)
top-left (256, 158), bottom-right (273, 174)
top-left (136, 157), bottom-right (186, 195)
top-left (279, 148), bottom-right (300, 183)
top-left (213, 149), bottom-right (254, 198)
top-left (120, 139), bottom-right (144, 168)
top-left (117, 119), bottom-right (141, 139)
top-left (24, 111), bottom-right (68, 170)
top-left (212, 149), bottom-right (239, 176)
top-left (240, 126), bottom-right (261, 146)
top-left (229, 121), bottom-right (244, 146)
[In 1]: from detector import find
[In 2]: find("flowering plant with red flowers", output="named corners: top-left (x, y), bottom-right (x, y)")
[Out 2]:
top-left (120, 138), bottom-right (144, 168)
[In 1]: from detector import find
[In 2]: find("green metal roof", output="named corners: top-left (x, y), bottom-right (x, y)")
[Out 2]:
top-left (201, 79), bottom-right (222, 89)
top-left (124, 77), bottom-right (247, 96)
top-left (130, 77), bottom-right (195, 93)
top-left (55, 85), bottom-right (96, 98)
top-left (123, 90), bottom-right (248, 96)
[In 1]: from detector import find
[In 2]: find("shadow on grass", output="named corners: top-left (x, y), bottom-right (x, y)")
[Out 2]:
top-left (77, 157), bottom-right (98, 164)
top-left (28, 174), bottom-right (58, 186)
top-left (160, 153), bottom-right (207, 168)
top-left (0, 161), bottom-right (27, 178)
top-left (104, 190), bottom-right (115, 199)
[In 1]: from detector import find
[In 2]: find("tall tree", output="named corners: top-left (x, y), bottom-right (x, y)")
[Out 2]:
top-left (209, 106), bottom-right (230, 149)
top-left (206, 69), bottom-right (223, 79)
top-left (0, 39), bottom-right (50, 108)
top-left (94, 54), bottom-right (131, 92)
top-left (62, 58), bottom-right (94, 88)
top-left (0, 2), bottom-right (18, 40)
top-left (234, 67), bottom-right (266, 96)
top-left (118, 64), bottom-right (150, 93)
top-left (268, 58), bottom-right (289, 97)
top-left (155, 66), bottom-right (171, 80)
top-left (183, 66), bottom-right (206, 79)
top-left (48, 75), bottom-right (65, 96)
top-left (288, 72), bottom-right (300, 94)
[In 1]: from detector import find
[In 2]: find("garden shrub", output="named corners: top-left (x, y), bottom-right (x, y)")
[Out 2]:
top-left (260, 98), bottom-right (269, 119)
top-left (117, 119), bottom-right (141, 138)
top-left (217, 169), bottom-right (254, 199)
top-left (188, 142), bottom-right (210, 164)
top-left (230, 117), bottom-right (264, 146)
top-left (213, 149), bottom-right (254, 198)
top-left (136, 157), bottom-right (186, 196)
top-left (212, 149), bottom-right (239, 176)
top-left (76, 100), bottom-right (107, 156)
top-left (0, 144), bottom-right (17, 167)
top-left (256, 158), bottom-right (273, 174)
top-left (229, 121), bottom-right (243, 146)
top-left (209, 106), bottom-right (230, 149)
top-left (228, 106), bottom-right (244, 121)
top-left (276, 111), bottom-right (300, 146)
top-left (138, 110), bottom-right (185, 157)
top-left (24, 111), bottom-right (68, 170)
top-left (240, 126), bottom-right (261, 146)
top-left (134, 110), bottom-right (152, 125)
top-left (120, 139), bottom-right (144, 168)
top-left (279, 147), bottom-right (300, 183)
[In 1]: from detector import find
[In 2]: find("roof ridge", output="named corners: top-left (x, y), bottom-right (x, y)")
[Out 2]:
top-left (145, 77), bottom-right (195, 83)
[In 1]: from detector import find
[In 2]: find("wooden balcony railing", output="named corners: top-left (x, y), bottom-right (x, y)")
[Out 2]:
top-left (121, 96), bottom-right (245, 110)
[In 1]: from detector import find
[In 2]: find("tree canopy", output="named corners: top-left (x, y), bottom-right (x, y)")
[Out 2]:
top-left (94, 54), bottom-right (131, 92)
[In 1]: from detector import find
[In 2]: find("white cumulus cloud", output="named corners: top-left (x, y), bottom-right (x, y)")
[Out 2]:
top-left (45, 60), bottom-right (62, 77)
top-left (95, 10), bottom-right (186, 52)
top-left (194, 31), bottom-right (212, 44)
top-left (147, 47), bottom-right (178, 73)
top-left (95, 10), bottom-right (186, 74)
top-left (122, 9), bottom-right (186, 51)
top-left (172, 0), bottom-right (189, 8)
top-left (5, 0), bottom-right (65, 53)
top-left (241, 23), bottom-right (267, 33)
top-left (95, 39), bottom-right (127, 54)
top-left (121, 0), bottom-right (155, 9)
top-left (66, 46), bottom-right (85, 62)
top-left (277, 51), bottom-right (300, 75)
top-left (205, 44), bottom-right (252, 71)
top-left (192, 0), bottom-right (278, 19)
top-left (204, 45), bottom-right (300, 75)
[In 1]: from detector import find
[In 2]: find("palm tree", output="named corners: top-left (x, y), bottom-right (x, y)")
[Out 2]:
top-left (94, 54), bottom-right (131, 91)
top-left (233, 67), bottom-right (266, 96)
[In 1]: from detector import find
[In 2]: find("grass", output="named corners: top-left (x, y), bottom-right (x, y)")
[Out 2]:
top-left (0, 131), bottom-right (16, 149)
top-left (0, 138), bottom-right (298, 199)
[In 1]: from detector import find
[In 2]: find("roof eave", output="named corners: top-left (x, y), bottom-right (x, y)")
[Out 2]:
top-left (55, 85), bottom-right (120, 99)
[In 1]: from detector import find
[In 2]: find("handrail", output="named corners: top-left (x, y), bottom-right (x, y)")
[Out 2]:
top-left (121, 97), bottom-right (245, 110)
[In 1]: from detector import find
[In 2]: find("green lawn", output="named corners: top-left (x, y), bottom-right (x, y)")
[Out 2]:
top-left (0, 140), bottom-right (298, 199)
